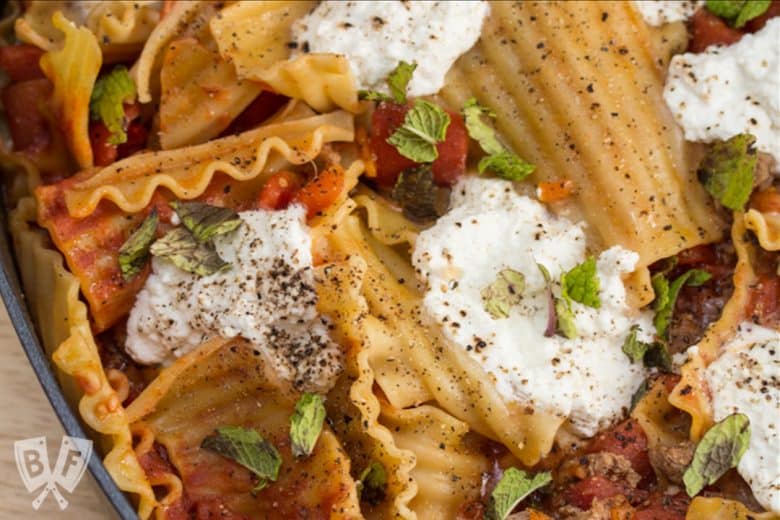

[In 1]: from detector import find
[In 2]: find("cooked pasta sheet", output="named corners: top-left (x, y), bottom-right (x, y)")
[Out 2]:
top-left (439, 1), bottom-right (723, 303)
top-left (127, 337), bottom-right (362, 519)
top-left (746, 209), bottom-right (780, 251)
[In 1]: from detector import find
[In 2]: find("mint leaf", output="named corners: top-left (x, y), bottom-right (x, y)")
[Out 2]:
top-left (462, 98), bottom-right (503, 155)
top-left (289, 393), bottom-right (326, 458)
top-left (653, 268), bottom-right (712, 339)
top-left (170, 201), bottom-right (242, 242)
top-left (359, 90), bottom-right (392, 102)
top-left (555, 297), bottom-right (578, 339)
top-left (486, 468), bottom-right (552, 520)
top-left (150, 227), bottom-right (230, 277)
top-left (698, 133), bottom-right (757, 210)
top-left (644, 341), bottom-right (673, 372)
top-left (622, 325), bottom-right (652, 363)
top-left (683, 413), bottom-right (751, 496)
top-left (201, 426), bottom-right (282, 491)
top-left (562, 257), bottom-right (601, 309)
top-left (537, 263), bottom-right (557, 337)
top-left (118, 209), bottom-right (158, 280)
top-left (706, 0), bottom-right (771, 27)
top-left (387, 61), bottom-right (416, 103)
top-left (89, 65), bottom-right (136, 145)
top-left (391, 165), bottom-right (442, 222)
top-left (387, 99), bottom-right (451, 163)
top-left (478, 151), bottom-right (536, 181)
top-left (481, 268), bottom-right (526, 320)
top-left (358, 461), bottom-right (387, 505)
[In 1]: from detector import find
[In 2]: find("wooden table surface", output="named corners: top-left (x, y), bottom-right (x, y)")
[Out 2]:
top-left (0, 304), bottom-right (116, 519)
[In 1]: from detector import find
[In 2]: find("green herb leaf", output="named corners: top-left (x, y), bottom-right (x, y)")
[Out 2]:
top-left (622, 325), bottom-right (653, 363)
top-left (555, 297), bottom-right (578, 339)
top-left (387, 99), bottom-right (451, 163)
top-left (562, 257), bottom-right (601, 309)
top-left (150, 227), bottom-right (230, 277)
top-left (698, 133), bottom-right (758, 210)
top-left (358, 461), bottom-right (387, 505)
top-left (462, 98), bottom-right (503, 156)
top-left (653, 268), bottom-right (712, 339)
top-left (630, 380), bottom-right (649, 411)
top-left (387, 61), bottom-right (416, 103)
top-left (683, 413), bottom-right (751, 496)
top-left (118, 210), bottom-right (158, 280)
top-left (289, 393), bottom-right (326, 458)
top-left (359, 90), bottom-right (393, 102)
top-left (706, 0), bottom-right (771, 27)
top-left (481, 268), bottom-right (526, 319)
top-left (201, 426), bottom-right (282, 491)
top-left (486, 468), bottom-right (552, 520)
top-left (170, 201), bottom-right (242, 242)
top-left (89, 65), bottom-right (136, 145)
top-left (644, 341), bottom-right (673, 372)
top-left (391, 165), bottom-right (443, 222)
top-left (478, 151), bottom-right (536, 181)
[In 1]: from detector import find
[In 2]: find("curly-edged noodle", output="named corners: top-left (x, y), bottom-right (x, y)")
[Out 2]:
top-left (687, 497), bottom-right (779, 520)
top-left (128, 336), bottom-right (362, 519)
top-left (669, 215), bottom-right (760, 441)
top-left (440, 1), bottom-right (722, 305)
top-left (381, 404), bottom-right (489, 519)
top-left (60, 107), bottom-right (354, 218)
top-left (745, 209), bottom-right (780, 251)
top-left (210, 1), bottom-right (359, 113)
top-left (15, 1), bottom-right (160, 61)
top-left (39, 11), bottom-right (101, 170)
top-left (9, 197), bottom-right (156, 519)
top-left (158, 36), bottom-right (262, 149)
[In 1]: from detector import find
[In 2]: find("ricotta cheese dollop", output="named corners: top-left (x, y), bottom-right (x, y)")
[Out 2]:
top-left (412, 176), bottom-right (652, 437)
top-left (704, 322), bottom-right (780, 513)
top-left (126, 206), bottom-right (342, 392)
top-left (633, 1), bottom-right (702, 26)
top-left (663, 18), bottom-right (780, 167)
top-left (291, 1), bottom-right (489, 97)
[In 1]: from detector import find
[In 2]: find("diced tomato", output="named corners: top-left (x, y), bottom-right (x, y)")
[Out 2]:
top-left (748, 274), bottom-right (779, 323)
top-left (634, 492), bottom-right (689, 520)
top-left (256, 171), bottom-right (302, 211)
top-left (585, 419), bottom-right (653, 482)
top-left (537, 179), bottom-right (575, 203)
top-left (89, 122), bottom-right (118, 167)
top-left (2, 78), bottom-right (52, 153)
top-left (293, 166), bottom-right (345, 219)
top-left (221, 90), bottom-right (289, 136)
top-left (370, 102), bottom-right (468, 187)
top-left (751, 186), bottom-right (780, 214)
top-left (746, 0), bottom-right (780, 32)
top-left (689, 8), bottom-right (744, 53)
top-left (563, 476), bottom-right (627, 510)
top-left (676, 245), bottom-right (717, 266)
top-left (116, 120), bottom-right (149, 159)
top-left (90, 105), bottom-right (148, 167)
top-left (0, 45), bottom-right (44, 82)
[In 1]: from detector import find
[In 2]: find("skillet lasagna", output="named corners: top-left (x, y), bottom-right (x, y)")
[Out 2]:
top-left (0, 1), bottom-right (778, 519)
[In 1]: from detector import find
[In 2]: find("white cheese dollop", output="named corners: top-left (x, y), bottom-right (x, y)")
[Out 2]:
top-left (704, 322), bottom-right (780, 513)
top-left (633, 1), bottom-right (702, 26)
top-left (663, 19), bottom-right (780, 167)
top-left (412, 176), bottom-right (652, 437)
top-left (126, 206), bottom-right (342, 392)
top-left (291, 1), bottom-right (489, 97)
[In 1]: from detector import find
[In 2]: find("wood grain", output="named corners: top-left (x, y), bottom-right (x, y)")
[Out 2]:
top-left (0, 303), bottom-right (115, 519)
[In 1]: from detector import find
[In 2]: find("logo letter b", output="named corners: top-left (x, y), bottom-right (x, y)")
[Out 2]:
top-left (23, 450), bottom-right (44, 479)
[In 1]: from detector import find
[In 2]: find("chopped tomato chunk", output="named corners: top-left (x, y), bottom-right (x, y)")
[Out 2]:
top-left (89, 122), bottom-right (118, 167)
top-left (257, 171), bottom-right (303, 211)
top-left (748, 274), bottom-right (779, 324)
top-left (293, 166), bottom-right (345, 219)
top-left (221, 90), bottom-right (289, 136)
top-left (585, 419), bottom-right (653, 481)
top-left (634, 492), bottom-right (689, 520)
top-left (2, 78), bottom-right (52, 153)
top-left (751, 186), bottom-right (780, 214)
top-left (689, 8), bottom-right (744, 53)
top-left (89, 105), bottom-right (148, 167)
top-left (537, 179), bottom-right (574, 203)
top-left (370, 102), bottom-right (468, 187)
top-left (676, 244), bottom-right (717, 266)
top-left (563, 476), bottom-right (627, 510)
top-left (0, 45), bottom-right (44, 82)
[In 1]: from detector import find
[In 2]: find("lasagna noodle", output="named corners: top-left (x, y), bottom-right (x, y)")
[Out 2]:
top-left (687, 497), bottom-right (779, 520)
top-left (439, 1), bottom-right (722, 304)
top-left (9, 197), bottom-right (156, 519)
top-left (128, 336), bottom-right (362, 519)
top-left (209, 1), bottom-right (359, 113)
top-left (745, 209), bottom-right (780, 251)
top-left (38, 11), bottom-right (101, 170)
top-left (58, 106), bottom-right (354, 218)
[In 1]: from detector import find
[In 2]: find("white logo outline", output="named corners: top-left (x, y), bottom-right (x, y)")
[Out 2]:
top-left (14, 435), bottom-right (93, 510)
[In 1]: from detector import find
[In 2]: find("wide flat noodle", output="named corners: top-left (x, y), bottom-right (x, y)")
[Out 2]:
top-left (9, 197), bottom-right (155, 519)
top-left (687, 497), bottom-right (779, 520)
top-left (210, 1), bottom-right (359, 113)
top-left (129, 336), bottom-right (362, 519)
top-left (39, 11), bottom-right (101, 169)
top-left (439, 1), bottom-right (723, 304)
top-left (745, 209), bottom-right (780, 251)
top-left (59, 106), bottom-right (353, 218)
